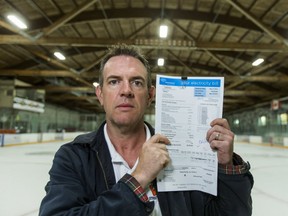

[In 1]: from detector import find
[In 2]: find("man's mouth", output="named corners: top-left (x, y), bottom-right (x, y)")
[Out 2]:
top-left (117, 103), bottom-right (134, 108)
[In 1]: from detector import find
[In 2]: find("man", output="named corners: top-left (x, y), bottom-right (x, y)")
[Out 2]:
top-left (39, 44), bottom-right (253, 216)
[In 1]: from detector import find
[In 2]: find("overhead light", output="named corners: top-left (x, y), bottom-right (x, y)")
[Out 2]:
top-left (54, 52), bottom-right (66, 60)
top-left (157, 58), bottom-right (165, 66)
top-left (159, 25), bottom-right (168, 38)
top-left (252, 58), bottom-right (264, 66)
top-left (93, 82), bottom-right (99, 87)
top-left (7, 14), bottom-right (28, 29)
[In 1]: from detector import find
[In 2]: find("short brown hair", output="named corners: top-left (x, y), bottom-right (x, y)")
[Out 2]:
top-left (99, 44), bottom-right (152, 88)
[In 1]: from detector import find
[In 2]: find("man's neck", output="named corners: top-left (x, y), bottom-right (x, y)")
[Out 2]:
top-left (106, 121), bottom-right (147, 167)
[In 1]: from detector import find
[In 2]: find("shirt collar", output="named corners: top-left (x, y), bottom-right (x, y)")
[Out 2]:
top-left (104, 123), bottom-right (151, 163)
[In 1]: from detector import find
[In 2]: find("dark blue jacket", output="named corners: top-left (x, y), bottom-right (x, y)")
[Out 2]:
top-left (39, 122), bottom-right (253, 216)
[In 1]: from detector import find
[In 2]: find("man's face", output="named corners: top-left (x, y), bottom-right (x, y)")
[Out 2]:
top-left (96, 55), bottom-right (155, 127)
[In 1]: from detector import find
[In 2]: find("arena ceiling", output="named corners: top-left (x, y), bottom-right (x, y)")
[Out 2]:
top-left (0, 0), bottom-right (288, 114)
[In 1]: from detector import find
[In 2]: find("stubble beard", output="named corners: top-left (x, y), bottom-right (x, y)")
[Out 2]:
top-left (109, 112), bottom-right (145, 134)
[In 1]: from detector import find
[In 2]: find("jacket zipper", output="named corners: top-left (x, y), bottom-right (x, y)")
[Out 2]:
top-left (96, 150), bottom-right (109, 190)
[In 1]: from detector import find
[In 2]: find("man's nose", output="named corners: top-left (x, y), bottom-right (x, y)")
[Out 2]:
top-left (120, 81), bottom-right (134, 97)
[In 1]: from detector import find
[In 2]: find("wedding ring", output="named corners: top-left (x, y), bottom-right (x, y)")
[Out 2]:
top-left (215, 133), bottom-right (220, 140)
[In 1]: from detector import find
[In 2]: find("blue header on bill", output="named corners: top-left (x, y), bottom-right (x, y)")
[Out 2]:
top-left (159, 77), bottom-right (221, 87)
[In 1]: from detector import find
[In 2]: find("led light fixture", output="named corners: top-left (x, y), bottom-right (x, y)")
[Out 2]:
top-left (54, 52), bottom-right (66, 60)
top-left (7, 14), bottom-right (28, 29)
top-left (157, 58), bottom-right (165, 66)
top-left (159, 25), bottom-right (168, 38)
top-left (252, 58), bottom-right (264, 66)
top-left (93, 82), bottom-right (99, 87)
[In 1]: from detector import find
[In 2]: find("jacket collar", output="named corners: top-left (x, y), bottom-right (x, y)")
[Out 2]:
top-left (70, 120), bottom-right (155, 149)
top-left (69, 121), bottom-right (155, 190)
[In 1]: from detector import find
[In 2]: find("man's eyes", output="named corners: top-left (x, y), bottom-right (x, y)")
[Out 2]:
top-left (108, 80), bottom-right (119, 85)
top-left (107, 79), bottom-right (144, 87)
top-left (131, 80), bottom-right (144, 87)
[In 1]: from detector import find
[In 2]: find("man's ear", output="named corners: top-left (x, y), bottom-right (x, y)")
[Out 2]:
top-left (95, 85), bottom-right (104, 106)
top-left (147, 86), bottom-right (155, 106)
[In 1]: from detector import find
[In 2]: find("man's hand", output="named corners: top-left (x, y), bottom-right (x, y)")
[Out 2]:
top-left (206, 118), bottom-right (234, 165)
top-left (131, 134), bottom-right (170, 189)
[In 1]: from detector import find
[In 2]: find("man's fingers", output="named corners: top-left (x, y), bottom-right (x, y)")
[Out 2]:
top-left (152, 134), bottom-right (170, 145)
top-left (210, 118), bottom-right (231, 130)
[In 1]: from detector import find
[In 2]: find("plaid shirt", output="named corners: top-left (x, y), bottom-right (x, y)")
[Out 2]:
top-left (120, 173), bottom-right (150, 202)
top-left (219, 152), bottom-right (250, 174)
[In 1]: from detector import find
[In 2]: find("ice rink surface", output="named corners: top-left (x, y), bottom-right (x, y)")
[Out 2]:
top-left (0, 140), bottom-right (288, 216)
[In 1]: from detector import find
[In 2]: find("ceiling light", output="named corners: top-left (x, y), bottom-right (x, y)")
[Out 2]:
top-left (157, 58), bottom-right (165, 66)
top-left (159, 25), bottom-right (168, 38)
top-left (93, 82), bottom-right (99, 87)
top-left (7, 14), bottom-right (28, 29)
top-left (252, 58), bottom-right (264, 66)
top-left (54, 52), bottom-right (66, 60)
